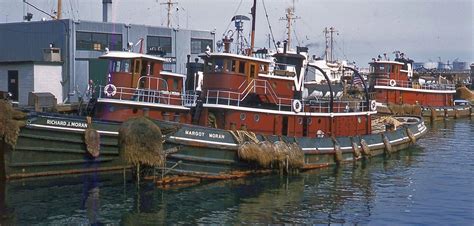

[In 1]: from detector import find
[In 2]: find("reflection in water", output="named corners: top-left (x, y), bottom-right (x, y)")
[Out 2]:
top-left (0, 178), bottom-right (16, 225)
top-left (81, 172), bottom-right (101, 225)
top-left (1, 119), bottom-right (472, 224)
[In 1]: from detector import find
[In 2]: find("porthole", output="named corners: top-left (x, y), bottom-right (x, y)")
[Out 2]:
top-left (357, 116), bottom-right (361, 124)
top-left (254, 114), bottom-right (260, 122)
top-left (298, 117), bottom-right (303, 124)
top-left (308, 118), bottom-right (312, 125)
top-left (318, 118), bottom-right (321, 124)
top-left (240, 113), bottom-right (246, 121)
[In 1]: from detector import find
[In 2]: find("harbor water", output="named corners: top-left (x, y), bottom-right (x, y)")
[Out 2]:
top-left (1, 119), bottom-right (472, 225)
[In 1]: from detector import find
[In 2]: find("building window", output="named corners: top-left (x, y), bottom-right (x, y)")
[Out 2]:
top-left (76, 31), bottom-right (122, 51)
top-left (108, 34), bottom-right (122, 51)
top-left (191, 39), bottom-right (213, 54)
top-left (147, 36), bottom-right (172, 56)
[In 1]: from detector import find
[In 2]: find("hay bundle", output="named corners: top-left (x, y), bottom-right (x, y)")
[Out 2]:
top-left (238, 141), bottom-right (266, 166)
top-left (0, 100), bottom-right (13, 138)
top-left (257, 141), bottom-right (275, 167)
top-left (388, 103), bottom-right (403, 115)
top-left (412, 105), bottom-right (422, 116)
top-left (272, 141), bottom-right (290, 163)
top-left (382, 116), bottom-right (403, 130)
top-left (402, 104), bottom-right (414, 115)
top-left (406, 128), bottom-right (416, 144)
top-left (237, 140), bottom-right (304, 170)
top-left (286, 143), bottom-right (304, 168)
top-left (84, 128), bottom-right (100, 158)
top-left (3, 120), bottom-right (25, 147)
top-left (0, 100), bottom-right (26, 147)
top-left (360, 139), bottom-right (371, 156)
top-left (334, 144), bottom-right (343, 163)
top-left (382, 134), bottom-right (393, 154)
top-left (456, 86), bottom-right (474, 102)
top-left (118, 117), bottom-right (164, 167)
top-left (352, 142), bottom-right (362, 158)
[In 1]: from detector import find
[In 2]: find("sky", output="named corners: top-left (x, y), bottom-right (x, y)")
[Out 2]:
top-left (0, 0), bottom-right (472, 67)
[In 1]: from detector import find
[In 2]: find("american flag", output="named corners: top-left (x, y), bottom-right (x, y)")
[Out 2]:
top-left (352, 75), bottom-right (363, 86)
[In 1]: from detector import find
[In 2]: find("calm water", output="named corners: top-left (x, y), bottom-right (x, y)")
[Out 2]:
top-left (1, 119), bottom-right (473, 225)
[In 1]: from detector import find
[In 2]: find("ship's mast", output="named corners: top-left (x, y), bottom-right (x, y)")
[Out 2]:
top-left (56, 0), bottom-right (62, 19)
top-left (249, 0), bottom-right (256, 56)
top-left (279, 0), bottom-right (299, 50)
top-left (161, 0), bottom-right (177, 28)
top-left (324, 26), bottom-right (337, 62)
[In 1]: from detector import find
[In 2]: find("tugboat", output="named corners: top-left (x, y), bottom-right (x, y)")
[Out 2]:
top-left (368, 52), bottom-right (472, 119)
top-left (0, 1), bottom-right (428, 181)
top-left (94, 51), bottom-right (192, 123)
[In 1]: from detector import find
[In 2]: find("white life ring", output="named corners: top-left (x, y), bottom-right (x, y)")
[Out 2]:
top-left (370, 100), bottom-right (377, 111)
top-left (292, 99), bottom-right (302, 113)
top-left (389, 79), bottom-right (396, 87)
top-left (104, 84), bottom-right (117, 97)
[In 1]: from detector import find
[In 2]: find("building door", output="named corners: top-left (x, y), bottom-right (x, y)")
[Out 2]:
top-left (8, 70), bottom-right (19, 101)
top-left (89, 59), bottom-right (109, 88)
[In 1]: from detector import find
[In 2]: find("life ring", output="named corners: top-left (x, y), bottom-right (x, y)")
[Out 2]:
top-left (104, 84), bottom-right (117, 97)
top-left (370, 100), bottom-right (377, 111)
top-left (389, 79), bottom-right (396, 87)
top-left (292, 99), bottom-right (302, 113)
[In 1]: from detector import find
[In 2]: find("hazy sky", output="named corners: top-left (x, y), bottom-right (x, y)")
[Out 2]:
top-left (0, 0), bottom-right (472, 67)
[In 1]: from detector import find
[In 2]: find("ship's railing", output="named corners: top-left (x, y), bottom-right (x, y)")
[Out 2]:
top-left (98, 85), bottom-right (194, 107)
top-left (136, 76), bottom-right (168, 90)
top-left (306, 98), bottom-right (370, 113)
top-left (240, 79), bottom-right (281, 104)
top-left (368, 92), bottom-right (377, 100)
top-left (206, 79), bottom-right (294, 111)
top-left (205, 78), bottom-right (371, 113)
top-left (205, 89), bottom-right (294, 111)
top-left (183, 90), bottom-right (199, 107)
top-left (376, 78), bottom-right (455, 90)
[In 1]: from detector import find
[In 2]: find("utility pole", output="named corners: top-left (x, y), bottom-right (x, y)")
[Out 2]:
top-left (161, 0), bottom-right (177, 28)
top-left (279, 0), bottom-right (300, 50)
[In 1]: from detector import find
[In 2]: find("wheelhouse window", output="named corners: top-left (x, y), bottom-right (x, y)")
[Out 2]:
top-left (370, 64), bottom-right (388, 74)
top-left (147, 36), bottom-right (172, 56)
top-left (250, 64), bottom-right (256, 77)
top-left (231, 60), bottom-right (238, 72)
top-left (111, 59), bottom-right (131, 73)
top-left (173, 78), bottom-right (179, 91)
top-left (76, 31), bottom-right (122, 51)
top-left (214, 59), bottom-right (224, 72)
top-left (238, 61), bottom-right (246, 74)
top-left (191, 39), bottom-right (213, 54)
top-left (259, 64), bottom-right (269, 74)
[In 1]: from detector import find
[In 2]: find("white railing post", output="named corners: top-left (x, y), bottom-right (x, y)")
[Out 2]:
top-left (238, 93), bottom-right (241, 106)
